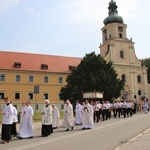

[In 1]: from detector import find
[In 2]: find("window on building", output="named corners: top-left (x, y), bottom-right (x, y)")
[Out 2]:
top-left (14, 62), bottom-right (21, 68)
top-left (118, 26), bottom-right (123, 32)
top-left (44, 76), bottom-right (48, 83)
top-left (138, 90), bottom-right (141, 95)
top-left (122, 74), bottom-right (126, 82)
top-left (103, 29), bottom-right (107, 41)
top-left (58, 93), bottom-right (61, 100)
top-left (0, 92), bottom-right (5, 99)
top-left (109, 34), bottom-right (111, 39)
top-left (137, 75), bottom-right (141, 83)
top-left (36, 104), bottom-right (38, 110)
top-left (120, 51), bottom-right (124, 58)
top-left (41, 64), bottom-right (48, 70)
top-left (28, 93), bottom-right (33, 100)
top-left (44, 93), bottom-right (48, 100)
top-left (58, 77), bottom-right (63, 83)
top-left (119, 33), bottom-right (122, 38)
top-left (16, 75), bottom-right (21, 82)
top-left (29, 75), bottom-right (34, 82)
top-left (0, 74), bottom-right (5, 81)
top-left (15, 92), bottom-right (20, 100)
top-left (106, 44), bottom-right (110, 56)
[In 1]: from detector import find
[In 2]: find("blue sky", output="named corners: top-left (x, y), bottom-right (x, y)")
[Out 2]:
top-left (0, 0), bottom-right (149, 59)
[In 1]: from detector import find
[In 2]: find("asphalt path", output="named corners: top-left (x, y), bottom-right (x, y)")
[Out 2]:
top-left (1, 112), bottom-right (150, 150)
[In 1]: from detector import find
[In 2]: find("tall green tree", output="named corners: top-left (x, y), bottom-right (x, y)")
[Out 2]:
top-left (60, 52), bottom-right (124, 103)
top-left (142, 58), bottom-right (150, 83)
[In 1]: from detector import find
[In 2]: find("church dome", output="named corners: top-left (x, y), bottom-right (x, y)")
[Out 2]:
top-left (103, 0), bottom-right (124, 25)
top-left (109, 0), bottom-right (116, 6)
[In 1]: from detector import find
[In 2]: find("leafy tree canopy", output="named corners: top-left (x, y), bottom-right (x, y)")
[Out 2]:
top-left (60, 52), bottom-right (124, 103)
top-left (142, 58), bottom-right (150, 83)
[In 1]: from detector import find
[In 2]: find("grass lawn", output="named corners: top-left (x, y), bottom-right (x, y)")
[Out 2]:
top-left (0, 111), bottom-right (64, 123)
top-left (33, 111), bottom-right (64, 121)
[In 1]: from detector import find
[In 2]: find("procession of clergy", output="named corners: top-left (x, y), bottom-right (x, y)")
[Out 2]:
top-left (0, 97), bottom-right (149, 144)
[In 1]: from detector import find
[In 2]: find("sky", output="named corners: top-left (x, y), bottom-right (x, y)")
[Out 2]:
top-left (0, 0), bottom-right (149, 59)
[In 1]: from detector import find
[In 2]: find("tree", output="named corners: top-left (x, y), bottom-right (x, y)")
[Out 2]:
top-left (142, 58), bottom-right (150, 83)
top-left (59, 52), bottom-right (125, 103)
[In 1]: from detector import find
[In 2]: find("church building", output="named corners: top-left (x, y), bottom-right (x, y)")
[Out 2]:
top-left (100, 0), bottom-right (149, 100)
top-left (0, 0), bottom-right (149, 111)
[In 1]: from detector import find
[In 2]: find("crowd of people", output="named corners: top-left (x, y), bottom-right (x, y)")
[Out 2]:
top-left (0, 97), bottom-right (149, 144)
top-left (75, 99), bottom-right (150, 125)
top-left (0, 97), bottom-right (60, 144)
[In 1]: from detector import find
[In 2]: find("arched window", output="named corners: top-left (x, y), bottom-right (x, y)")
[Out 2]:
top-left (137, 75), bottom-right (141, 83)
top-left (138, 90), bottom-right (141, 95)
top-left (120, 51), bottom-right (124, 58)
top-left (109, 34), bottom-right (111, 39)
top-left (122, 74), bottom-right (126, 82)
top-left (119, 33), bottom-right (122, 38)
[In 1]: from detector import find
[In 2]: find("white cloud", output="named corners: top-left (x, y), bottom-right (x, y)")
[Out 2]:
top-left (64, 0), bottom-right (105, 25)
top-left (25, 8), bottom-right (35, 14)
top-left (116, 0), bottom-right (140, 21)
top-left (0, 0), bottom-right (20, 13)
top-left (63, 0), bottom-right (144, 26)
top-left (24, 7), bottom-right (41, 17)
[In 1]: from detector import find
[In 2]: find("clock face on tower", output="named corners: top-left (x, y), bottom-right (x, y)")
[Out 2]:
top-left (118, 26), bottom-right (123, 32)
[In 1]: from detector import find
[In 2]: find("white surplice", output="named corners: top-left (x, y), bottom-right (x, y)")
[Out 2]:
top-left (42, 105), bottom-right (52, 125)
top-left (18, 105), bottom-right (34, 138)
top-left (82, 103), bottom-right (94, 129)
top-left (63, 104), bottom-right (74, 129)
top-left (2, 103), bottom-right (13, 124)
top-left (75, 103), bottom-right (83, 124)
top-left (52, 106), bottom-right (60, 128)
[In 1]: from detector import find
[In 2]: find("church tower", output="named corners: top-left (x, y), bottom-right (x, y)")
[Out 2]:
top-left (100, 0), bottom-right (148, 100)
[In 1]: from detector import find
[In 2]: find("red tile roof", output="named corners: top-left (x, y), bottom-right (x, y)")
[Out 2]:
top-left (0, 51), bottom-right (82, 73)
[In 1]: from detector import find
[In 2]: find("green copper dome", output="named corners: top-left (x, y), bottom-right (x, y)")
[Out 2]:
top-left (103, 0), bottom-right (124, 25)
top-left (109, 0), bottom-right (116, 6)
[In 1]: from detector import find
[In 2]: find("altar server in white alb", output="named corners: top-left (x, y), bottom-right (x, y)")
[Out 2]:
top-left (41, 100), bottom-right (53, 137)
top-left (11, 101), bottom-right (18, 137)
top-left (0, 97), bottom-right (13, 144)
top-left (19, 102), bottom-right (26, 132)
top-left (75, 100), bottom-right (83, 125)
top-left (82, 99), bottom-right (94, 129)
top-left (17, 101), bottom-right (34, 139)
top-left (52, 104), bottom-right (60, 129)
top-left (63, 100), bottom-right (74, 131)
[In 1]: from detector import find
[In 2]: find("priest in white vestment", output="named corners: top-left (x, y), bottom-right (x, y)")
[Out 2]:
top-left (0, 97), bottom-right (13, 144)
top-left (41, 100), bottom-right (53, 137)
top-left (82, 100), bottom-right (94, 129)
top-left (52, 104), bottom-right (60, 129)
top-left (63, 100), bottom-right (74, 131)
top-left (75, 100), bottom-right (83, 125)
top-left (17, 101), bottom-right (34, 139)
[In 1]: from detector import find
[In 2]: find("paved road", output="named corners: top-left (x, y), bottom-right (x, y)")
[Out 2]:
top-left (1, 112), bottom-right (150, 150)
